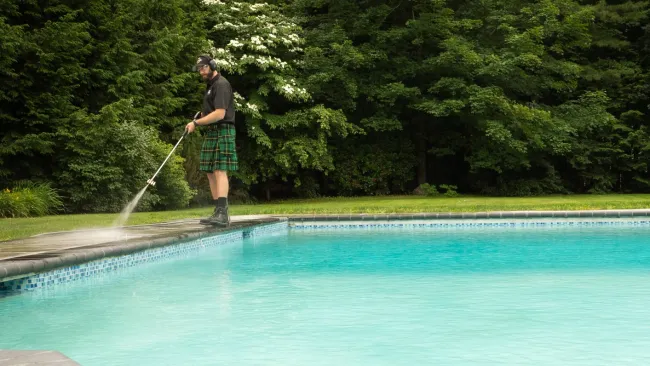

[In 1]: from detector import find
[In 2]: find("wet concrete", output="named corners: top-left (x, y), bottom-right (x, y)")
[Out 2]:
top-left (0, 215), bottom-right (280, 282)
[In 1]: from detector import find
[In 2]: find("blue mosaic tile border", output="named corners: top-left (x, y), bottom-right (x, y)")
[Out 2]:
top-left (286, 209), bottom-right (650, 221)
top-left (290, 218), bottom-right (650, 230)
top-left (0, 221), bottom-right (288, 292)
top-left (244, 220), bottom-right (289, 238)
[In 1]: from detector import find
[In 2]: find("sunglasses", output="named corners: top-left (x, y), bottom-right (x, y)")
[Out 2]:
top-left (192, 64), bottom-right (209, 72)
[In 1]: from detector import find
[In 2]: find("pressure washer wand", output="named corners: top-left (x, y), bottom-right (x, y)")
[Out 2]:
top-left (146, 112), bottom-right (200, 187)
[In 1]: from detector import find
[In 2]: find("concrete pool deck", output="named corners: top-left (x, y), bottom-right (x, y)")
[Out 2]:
top-left (0, 215), bottom-right (282, 282)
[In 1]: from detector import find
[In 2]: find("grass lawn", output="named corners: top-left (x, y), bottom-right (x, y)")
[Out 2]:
top-left (2, 194), bottom-right (650, 241)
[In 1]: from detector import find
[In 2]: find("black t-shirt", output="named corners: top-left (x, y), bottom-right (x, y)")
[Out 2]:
top-left (202, 73), bottom-right (235, 125)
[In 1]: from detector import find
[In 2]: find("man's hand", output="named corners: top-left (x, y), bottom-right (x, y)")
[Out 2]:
top-left (185, 120), bottom-right (197, 134)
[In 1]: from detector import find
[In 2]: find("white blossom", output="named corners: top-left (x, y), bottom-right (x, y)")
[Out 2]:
top-left (221, 21), bottom-right (238, 29)
top-left (228, 39), bottom-right (244, 48)
top-left (203, 0), bottom-right (311, 112)
top-left (215, 59), bottom-right (232, 67)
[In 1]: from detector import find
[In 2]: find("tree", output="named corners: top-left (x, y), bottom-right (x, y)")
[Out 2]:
top-left (0, 0), bottom-right (206, 212)
top-left (199, 0), bottom-right (361, 199)
top-left (290, 0), bottom-right (621, 196)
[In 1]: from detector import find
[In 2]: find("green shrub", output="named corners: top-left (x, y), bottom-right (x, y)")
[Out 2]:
top-left (415, 183), bottom-right (459, 197)
top-left (439, 184), bottom-right (459, 197)
top-left (54, 112), bottom-right (195, 213)
top-left (0, 181), bottom-right (63, 218)
top-left (415, 183), bottom-right (440, 196)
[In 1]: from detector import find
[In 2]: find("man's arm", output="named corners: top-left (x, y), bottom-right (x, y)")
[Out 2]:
top-left (195, 109), bottom-right (225, 125)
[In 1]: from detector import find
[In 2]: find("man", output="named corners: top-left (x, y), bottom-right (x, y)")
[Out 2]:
top-left (186, 55), bottom-right (237, 226)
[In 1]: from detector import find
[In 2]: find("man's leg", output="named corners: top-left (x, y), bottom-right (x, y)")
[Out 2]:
top-left (207, 172), bottom-right (220, 214)
top-left (213, 170), bottom-right (230, 224)
top-left (215, 170), bottom-right (228, 198)
top-left (207, 172), bottom-right (219, 201)
top-left (199, 173), bottom-right (220, 225)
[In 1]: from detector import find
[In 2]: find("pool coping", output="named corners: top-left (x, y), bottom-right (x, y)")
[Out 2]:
top-left (0, 217), bottom-right (284, 284)
top-left (281, 208), bottom-right (650, 221)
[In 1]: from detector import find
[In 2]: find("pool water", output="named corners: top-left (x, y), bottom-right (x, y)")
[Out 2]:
top-left (3, 225), bottom-right (650, 365)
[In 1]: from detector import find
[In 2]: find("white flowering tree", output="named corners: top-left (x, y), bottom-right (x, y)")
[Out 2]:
top-left (201, 0), bottom-right (361, 197)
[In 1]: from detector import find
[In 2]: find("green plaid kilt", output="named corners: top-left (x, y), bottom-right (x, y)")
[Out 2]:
top-left (199, 124), bottom-right (238, 172)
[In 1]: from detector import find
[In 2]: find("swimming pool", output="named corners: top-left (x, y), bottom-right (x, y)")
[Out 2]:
top-left (3, 221), bottom-right (650, 365)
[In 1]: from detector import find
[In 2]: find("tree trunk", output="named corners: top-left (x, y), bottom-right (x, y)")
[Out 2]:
top-left (416, 121), bottom-right (427, 185)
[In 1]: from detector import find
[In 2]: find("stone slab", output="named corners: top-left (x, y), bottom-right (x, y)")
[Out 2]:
top-left (0, 350), bottom-right (80, 365)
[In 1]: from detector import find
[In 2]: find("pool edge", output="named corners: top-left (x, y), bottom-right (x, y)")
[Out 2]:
top-left (0, 218), bottom-right (288, 293)
top-left (281, 208), bottom-right (650, 221)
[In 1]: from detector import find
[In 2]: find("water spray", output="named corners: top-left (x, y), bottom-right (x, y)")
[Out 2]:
top-left (113, 111), bottom-right (200, 227)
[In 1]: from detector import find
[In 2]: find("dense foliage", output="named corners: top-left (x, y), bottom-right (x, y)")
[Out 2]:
top-left (1, 0), bottom-right (649, 214)
top-left (290, 0), bottom-right (650, 196)
top-left (0, 181), bottom-right (63, 218)
top-left (0, 0), bottom-right (205, 212)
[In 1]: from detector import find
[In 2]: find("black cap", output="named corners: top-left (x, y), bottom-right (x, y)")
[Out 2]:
top-left (193, 55), bottom-right (212, 71)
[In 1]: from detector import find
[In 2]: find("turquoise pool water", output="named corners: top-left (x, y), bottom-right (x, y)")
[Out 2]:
top-left (3, 225), bottom-right (650, 365)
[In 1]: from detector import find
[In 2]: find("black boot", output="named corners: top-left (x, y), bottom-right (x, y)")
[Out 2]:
top-left (200, 198), bottom-right (229, 226)
top-left (214, 197), bottom-right (230, 226)
top-left (213, 205), bottom-right (230, 226)
top-left (199, 202), bottom-right (219, 225)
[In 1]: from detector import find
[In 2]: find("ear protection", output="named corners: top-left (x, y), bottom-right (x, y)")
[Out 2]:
top-left (194, 55), bottom-right (218, 72)
top-left (204, 55), bottom-right (218, 71)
